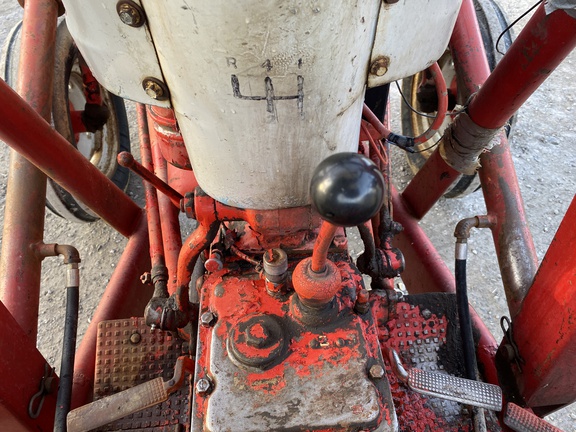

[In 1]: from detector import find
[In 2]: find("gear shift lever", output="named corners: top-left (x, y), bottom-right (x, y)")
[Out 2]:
top-left (292, 153), bottom-right (384, 310)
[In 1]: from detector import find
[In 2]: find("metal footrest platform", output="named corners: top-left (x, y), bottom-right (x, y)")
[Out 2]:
top-left (93, 318), bottom-right (190, 431)
top-left (380, 292), bottom-right (502, 431)
top-left (504, 403), bottom-right (564, 432)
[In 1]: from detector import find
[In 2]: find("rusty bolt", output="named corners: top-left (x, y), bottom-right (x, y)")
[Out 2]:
top-left (369, 364), bottom-right (385, 379)
top-left (142, 77), bottom-right (170, 101)
top-left (369, 56), bottom-right (390, 77)
top-left (200, 311), bottom-right (216, 327)
top-left (245, 322), bottom-right (271, 348)
top-left (129, 332), bottom-right (141, 345)
top-left (196, 378), bottom-right (212, 395)
top-left (116, 1), bottom-right (146, 27)
top-left (355, 289), bottom-right (371, 314)
top-left (140, 272), bottom-right (152, 285)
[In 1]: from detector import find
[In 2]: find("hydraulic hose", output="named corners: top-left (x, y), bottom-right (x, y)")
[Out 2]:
top-left (454, 252), bottom-right (476, 380)
top-left (35, 243), bottom-right (81, 432)
top-left (55, 281), bottom-right (79, 432)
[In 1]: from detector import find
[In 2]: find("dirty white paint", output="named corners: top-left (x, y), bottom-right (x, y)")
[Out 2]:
top-left (368, 0), bottom-right (462, 87)
top-left (141, 0), bottom-right (382, 209)
top-left (61, 0), bottom-right (170, 107)
top-left (62, 0), bottom-right (460, 209)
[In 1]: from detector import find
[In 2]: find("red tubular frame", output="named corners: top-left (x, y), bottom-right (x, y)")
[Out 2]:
top-left (0, 0), bottom-right (58, 342)
top-left (0, 80), bottom-right (143, 237)
top-left (467, 6), bottom-right (576, 129)
top-left (512, 196), bottom-right (576, 409)
top-left (0, 0), bottom-right (575, 428)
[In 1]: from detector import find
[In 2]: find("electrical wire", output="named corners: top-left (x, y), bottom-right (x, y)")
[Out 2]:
top-left (395, 80), bottom-right (436, 119)
top-left (412, 136), bottom-right (442, 154)
top-left (495, 0), bottom-right (543, 55)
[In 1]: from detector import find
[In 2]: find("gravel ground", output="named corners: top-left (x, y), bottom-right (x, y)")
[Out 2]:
top-left (0, 1), bottom-right (575, 430)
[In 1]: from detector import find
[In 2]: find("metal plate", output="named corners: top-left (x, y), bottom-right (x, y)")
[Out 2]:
top-left (93, 318), bottom-right (190, 431)
top-left (380, 293), bottom-right (502, 431)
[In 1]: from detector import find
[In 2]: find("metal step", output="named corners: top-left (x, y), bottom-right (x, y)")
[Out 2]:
top-left (504, 403), bottom-right (564, 432)
top-left (407, 368), bottom-right (503, 412)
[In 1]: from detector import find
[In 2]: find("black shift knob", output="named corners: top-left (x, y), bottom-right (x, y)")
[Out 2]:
top-left (310, 152), bottom-right (384, 227)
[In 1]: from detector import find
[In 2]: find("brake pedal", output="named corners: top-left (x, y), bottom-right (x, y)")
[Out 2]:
top-left (407, 368), bottom-right (502, 411)
top-left (384, 345), bottom-right (502, 411)
top-left (504, 403), bottom-right (565, 432)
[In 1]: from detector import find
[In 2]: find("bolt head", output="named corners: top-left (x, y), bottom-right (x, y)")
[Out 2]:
top-left (129, 332), bottom-right (142, 344)
top-left (370, 57), bottom-right (390, 77)
top-left (369, 364), bottom-right (385, 379)
top-left (140, 272), bottom-right (152, 285)
top-left (143, 80), bottom-right (164, 100)
top-left (245, 322), bottom-right (271, 348)
top-left (200, 311), bottom-right (216, 327)
top-left (117, 1), bottom-right (144, 27)
top-left (196, 378), bottom-right (212, 394)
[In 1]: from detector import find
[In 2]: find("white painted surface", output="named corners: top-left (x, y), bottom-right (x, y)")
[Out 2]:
top-left (61, 0), bottom-right (170, 107)
top-left (368, 1), bottom-right (462, 87)
top-left (62, 0), bottom-right (460, 209)
top-left (141, 0), bottom-right (381, 209)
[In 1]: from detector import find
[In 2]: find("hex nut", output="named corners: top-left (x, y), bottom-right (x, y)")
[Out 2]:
top-left (140, 272), bottom-right (152, 285)
top-left (116, 0), bottom-right (145, 27)
top-left (369, 364), bottom-right (385, 379)
top-left (196, 378), bottom-right (212, 394)
top-left (142, 77), bottom-right (170, 101)
top-left (200, 311), bottom-right (216, 327)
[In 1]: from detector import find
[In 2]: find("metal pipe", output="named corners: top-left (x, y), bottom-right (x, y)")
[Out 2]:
top-left (0, 0), bottom-right (58, 342)
top-left (400, 149), bottom-right (460, 220)
top-left (479, 137), bottom-right (538, 317)
top-left (512, 195), bottom-right (576, 410)
top-left (117, 151), bottom-right (183, 209)
top-left (467, 5), bottom-right (576, 129)
top-left (311, 222), bottom-right (338, 273)
top-left (149, 111), bottom-right (183, 294)
top-left (448, 0), bottom-right (541, 317)
top-left (449, 0), bottom-right (491, 98)
top-left (136, 104), bottom-right (166, 271)
top-left (0, 78), bottom-right (143, 238)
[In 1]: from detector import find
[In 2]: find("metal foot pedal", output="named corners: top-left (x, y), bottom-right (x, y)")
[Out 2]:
top-left (384, 345), bottom-right (502, 411)
top-left (504, 403), bottom-right (565, 432)
top-left (407, 368), bottom-right (502, 411)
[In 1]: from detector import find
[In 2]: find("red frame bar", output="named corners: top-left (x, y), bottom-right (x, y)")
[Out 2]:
top-left (467, 6), bottom-right (576, 129)
top-left (0, 80), bottom-right (143, 237)
top-left (512, 197), bottom-right (576, 410)
top-left (0, 0), bottom-right (58, 342)
top-left (0, 301), bottom-right (59, 431)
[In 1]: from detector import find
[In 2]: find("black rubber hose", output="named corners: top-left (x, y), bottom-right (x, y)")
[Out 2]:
top-left (455, 258), bottom-right (478, 381)
top-left (54, 285), bottom-right (79, 432)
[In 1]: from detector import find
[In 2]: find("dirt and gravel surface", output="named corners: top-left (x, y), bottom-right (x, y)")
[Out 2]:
top-left (1, 1), bottom-right (575, 429)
